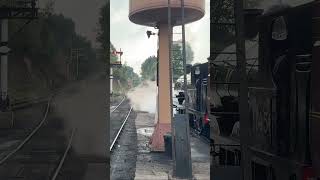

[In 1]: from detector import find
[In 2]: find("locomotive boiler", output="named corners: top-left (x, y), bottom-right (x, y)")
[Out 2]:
top-left (210, 1), bottom-right (319, 179)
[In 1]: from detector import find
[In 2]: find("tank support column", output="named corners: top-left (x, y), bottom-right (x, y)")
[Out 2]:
top-left (150, 24), bottom-right (172, 151)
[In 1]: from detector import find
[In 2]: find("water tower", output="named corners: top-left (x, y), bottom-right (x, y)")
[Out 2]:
top-left (129, 0), bottom-right (205, 151)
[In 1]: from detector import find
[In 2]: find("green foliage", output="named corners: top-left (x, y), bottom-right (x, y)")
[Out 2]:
top-left (140, 42), bottom-right (194, 82)
top-left (8, 11), bottom-right (97, 92)
top-left (9, 14), bottom-right (77, 60)
top-left (172, 42), bottom-right (194, 82)
top-left (141, 56), bottom-right (157, 81)
top-left (110, 43), bottom-right (140, 93)
top-left (97, 3), bottom-right (108, 63)
top-left (97, 2), bottom-right (141, 92)
top-left (113, 64), bottom-right (140, 91)
top-left (211, 0), bottom-right (262, 50)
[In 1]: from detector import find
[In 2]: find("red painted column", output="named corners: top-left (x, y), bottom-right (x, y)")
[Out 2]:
top-left (150, 24), bottom-right (172, 151)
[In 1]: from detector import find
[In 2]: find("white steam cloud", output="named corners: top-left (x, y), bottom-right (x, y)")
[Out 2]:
top-left (127, 81), bottom-right (157, 114)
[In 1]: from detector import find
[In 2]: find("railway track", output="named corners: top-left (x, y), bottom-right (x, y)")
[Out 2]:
top-left (190, 127), bottom-right (211, 145)
top-left (110, 97), bottom-right (133, 152)
top-left (0, 92), bottom-right (86, 180)
top-left (110, 96), bottom-right (125, 113)
top-left (110, 107), bottom-right (133, 152)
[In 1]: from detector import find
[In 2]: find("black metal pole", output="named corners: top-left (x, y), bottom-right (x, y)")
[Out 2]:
top-left (168, 0), bottom-right (176, 175)
top-left (234, 0), bottom-right (249, 179)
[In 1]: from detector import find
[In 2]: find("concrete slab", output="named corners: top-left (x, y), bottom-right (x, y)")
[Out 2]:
top-left (134, 112), bottom-right (210, 180)
top-left (134, 112), bottom-right (172, 180)
top-left (194, 174), bottom-right (210, 180)
top-left (135, 174), bottom-right (168, 180)
top-left (190, 135), bottom-right (210, 179)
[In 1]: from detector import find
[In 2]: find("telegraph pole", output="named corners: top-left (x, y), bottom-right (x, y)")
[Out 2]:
top-left (0, 19), bottom-right (9, 110)
top-left (69, 48), bottom-right (83, 80)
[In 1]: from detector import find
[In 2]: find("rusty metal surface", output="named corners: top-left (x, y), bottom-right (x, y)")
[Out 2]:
top-left (129, 0), bottom-right (205, 26)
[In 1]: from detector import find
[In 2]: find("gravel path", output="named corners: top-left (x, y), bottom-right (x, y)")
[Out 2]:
top-left (110, 110), bottom-right (137, 180)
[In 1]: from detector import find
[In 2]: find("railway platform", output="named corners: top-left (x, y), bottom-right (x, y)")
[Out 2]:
top-left (134, 111), bottom-right (210, 180)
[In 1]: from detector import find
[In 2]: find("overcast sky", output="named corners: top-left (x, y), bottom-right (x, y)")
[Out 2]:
top-left (110, 0), bottom-right (210, 75)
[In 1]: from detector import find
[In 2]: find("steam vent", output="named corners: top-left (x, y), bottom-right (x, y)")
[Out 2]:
top-left (129, 0), bottom-right (205, 151)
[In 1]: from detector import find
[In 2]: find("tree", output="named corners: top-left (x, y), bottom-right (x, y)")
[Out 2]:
top-left (6, 6), bottom-right (97, 98)
top-left (171, 42), bottom-right (194, 82)
top-left (141, 56), bottom-right (157, 81)
top-left (97, 3), bottom-right (108, 63)
top-left (110, 42), bottom-right (141, 92)
top-left (211, 0), bottom-right (262, 53)
top-left (113, 64), bottom-right (140, 91)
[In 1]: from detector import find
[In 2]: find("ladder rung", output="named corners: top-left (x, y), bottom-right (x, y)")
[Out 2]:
top-left (212, 22), bottom-right (235, 26)
top-left (212, 52), bottom-right (236, 55)
top-left (211, 81), bottom-right (240, 84)
top-left (213, 58), bottom-right (258, 62)
top-left (212, 112), bottom-right (239, 115)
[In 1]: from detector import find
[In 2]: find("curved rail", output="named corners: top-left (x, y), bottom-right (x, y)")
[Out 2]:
top-left (0, 96), bottom-right (52, 165)
top-left (50, 128), bottom-right (76, 180)
top-left (111, 97), bottom-right (126, 113)
top-left (110, 107), bottom-right (133, 151)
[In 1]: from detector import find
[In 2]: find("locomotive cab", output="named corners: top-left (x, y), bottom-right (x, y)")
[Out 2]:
top-left (247, 2), bottom-right (316, 179)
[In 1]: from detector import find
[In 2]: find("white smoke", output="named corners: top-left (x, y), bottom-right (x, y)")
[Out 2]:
top-left (127, 81), bottom-right (157, 114)
top-left (53, 75), bottom-right (108, 158)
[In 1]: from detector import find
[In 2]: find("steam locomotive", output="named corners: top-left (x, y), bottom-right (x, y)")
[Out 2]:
top-left (186, 63), bottom-right (209, 138)
top-left (173, 62), bottom-right (210, 139)
top-left (210, 1), bottom-right (319, 180)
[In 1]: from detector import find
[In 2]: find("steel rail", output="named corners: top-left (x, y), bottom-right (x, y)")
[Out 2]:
top-left (50, 128), bottom-right (76, 180)
top-left (0, 96), bottom-right (52, 165)
top-left (110, 107), bottom-right (133, 151)
top-left (111, 96), bottom-right (126, 113)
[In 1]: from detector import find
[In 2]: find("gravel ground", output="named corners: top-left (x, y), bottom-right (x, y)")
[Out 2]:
top-left (0, 74), bottom-right (109, 180)
top-left (110, 98), bottom-right (131, 145)
top-left (110, 95), bottom-right (125, 107)
top-left (135, 112), bottom-right (173, 180)
top-left (110, 110), bottom-right (137, 180)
